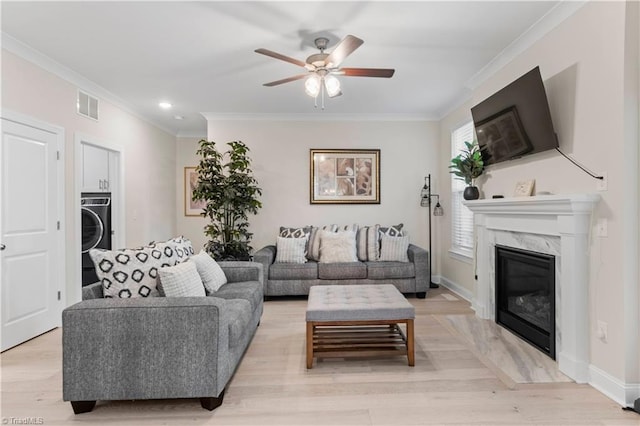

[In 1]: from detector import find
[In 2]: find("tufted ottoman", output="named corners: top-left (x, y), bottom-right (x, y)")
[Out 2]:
top-left (305, 284), bottom-right (415, 368)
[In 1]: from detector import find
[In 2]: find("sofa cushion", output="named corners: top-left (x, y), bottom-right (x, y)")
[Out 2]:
top-left (213, 281), bottom-right (263, 313)
top-left (318, 262), bottom-right (367, 280)
top-left (270, 262), bottom-right (318, 280)
top-left (221, 298), bottom-right (252, 349)
top-left (356, 225), bottom-right (380, 261)
top-left (158, 261), bottom-right (206, 297)
top-left (307, 224), bottom-right (338, 261)
top-left (319, 230), bottom-right (358, 263)
top-left (191, 250), bottom-right (227, 293)
top-left (89, 240), bottom-right (182, 298)
top-left (366, 261), bottom-right (415, 279)
top-left (379, 235), bottom-right (410, 262)
top-left (275, 236), bottom-right (307, 264)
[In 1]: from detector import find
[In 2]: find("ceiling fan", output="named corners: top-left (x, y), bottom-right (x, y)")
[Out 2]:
top-left (255, 35), bottom-right (395, 107)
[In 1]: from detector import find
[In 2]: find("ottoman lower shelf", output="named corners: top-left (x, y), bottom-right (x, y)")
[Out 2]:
top-left (306, 319), bottom-right (415, 368)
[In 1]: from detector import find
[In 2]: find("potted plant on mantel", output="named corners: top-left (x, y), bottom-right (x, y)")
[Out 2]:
top-left (192, 140), bottom-right (262, 261)
top-left (449, 140), bottom-right (485, 200)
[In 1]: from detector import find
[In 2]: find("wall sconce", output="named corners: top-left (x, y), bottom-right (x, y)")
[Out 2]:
top-left (420, 174), bottom-right (443, 288)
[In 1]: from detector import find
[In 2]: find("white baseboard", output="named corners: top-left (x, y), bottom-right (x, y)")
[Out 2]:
top-left (437, 276), bottom-right (473, 302)
top-left (589, 365), bottom-right (640, 407)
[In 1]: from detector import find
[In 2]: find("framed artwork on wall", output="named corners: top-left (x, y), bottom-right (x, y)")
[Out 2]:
top-left (310, 149), bottom-right (380, 204)
top-left (184, 167), bottom-right (206, 216)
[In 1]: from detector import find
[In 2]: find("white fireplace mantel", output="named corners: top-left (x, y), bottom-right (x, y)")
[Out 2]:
top-left (464, 194), bottom-right (600, 383)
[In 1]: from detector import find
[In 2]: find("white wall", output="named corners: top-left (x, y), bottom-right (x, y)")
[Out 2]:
top-left (176, 119), bottom-right (441, 261)
top-left (2, 49), bottom-right (177, 305)
top-left (438, 1), bottom-right (639, 403)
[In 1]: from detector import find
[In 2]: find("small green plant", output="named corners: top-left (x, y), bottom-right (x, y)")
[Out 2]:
top-left (192, 140), bottom-right (262, 261)
top-left (449, 140), bottom-right (484, 186)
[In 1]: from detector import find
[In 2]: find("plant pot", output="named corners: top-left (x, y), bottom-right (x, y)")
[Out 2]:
top-left (463, 186), bottom-right (480, 200)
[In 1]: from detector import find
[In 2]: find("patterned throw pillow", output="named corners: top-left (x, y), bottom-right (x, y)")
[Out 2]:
top-left (190, 250), bottom-right (227, 293)
top-left (279, 226), bottom-right (312, 255)
top-left (336, 224), bottom-right (359, 233)
top-left (318, 230), bottom-right (358, 263)
top-left (378, 235), bottom-right (410, 262)
top-left (158, 260), bottom-right (206, 297)
top-left (356, 225), bottom-right (380, 261)
top-left (379, 223), bottom-right (404, 238)
top-left (90, 240), bottom-right (183, 298)
top-left (275, 237), bottom-right (307, 264)
top-left (167, 236), bottom-right (195, 262)
top-left (307, 224), bottom-right (338, 261)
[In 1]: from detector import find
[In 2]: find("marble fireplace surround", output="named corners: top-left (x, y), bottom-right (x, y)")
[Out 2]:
top-left (464, 194), bottom-right (600, 383)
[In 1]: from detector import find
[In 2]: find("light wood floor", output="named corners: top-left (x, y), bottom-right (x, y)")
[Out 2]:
top-left (1, 287), bottom-right (637, 425)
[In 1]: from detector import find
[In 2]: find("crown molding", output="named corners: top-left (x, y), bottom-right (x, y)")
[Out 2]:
top-left (2, 32), bottom-right (177, 136)
top-left (465, 1), bottom-right (588, 90)
top-left (200, 112), bottom-right (437, 122)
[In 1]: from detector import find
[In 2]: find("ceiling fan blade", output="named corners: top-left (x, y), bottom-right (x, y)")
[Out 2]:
top-left (339, 67), bottom-right (395, 78)
top-left (255, 48), bottom-right (308, 68)
top-left (263, 74), bottom-right (308, 87)
top-left (324, 35), bottom-right (363, 67)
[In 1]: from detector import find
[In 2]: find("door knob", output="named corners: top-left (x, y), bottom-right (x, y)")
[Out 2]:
top-left (0, 244), bottom-right (5, 251)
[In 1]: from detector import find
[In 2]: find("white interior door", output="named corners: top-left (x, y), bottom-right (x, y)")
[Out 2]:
top-left (1, 118), bottom-right (62, 351)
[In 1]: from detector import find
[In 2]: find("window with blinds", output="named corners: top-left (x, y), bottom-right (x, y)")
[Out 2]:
top-left (450, 121), bottom-right (475, 258)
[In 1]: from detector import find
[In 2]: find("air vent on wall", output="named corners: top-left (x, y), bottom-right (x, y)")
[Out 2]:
top-left (77, 90), bottom-right (99, 120)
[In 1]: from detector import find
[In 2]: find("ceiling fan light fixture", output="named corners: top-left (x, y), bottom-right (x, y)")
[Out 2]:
top-left (305, 74), bottom-right (321, 98)
top-left (324, 75), bottom-right (341, 98)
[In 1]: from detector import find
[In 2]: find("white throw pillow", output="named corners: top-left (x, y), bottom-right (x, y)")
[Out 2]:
top-left (275, 237), bottom-right (308, 264)
top-left (319, 230), bottom-right (358, 263)
top-left (379, 235), bottom-right (410, 262)
top-left (158, 260), bottom-right (206, 297)
top-left (190, 250), bottom-right (228, 293)
top-left (307, 224), bottom-right (338, 261)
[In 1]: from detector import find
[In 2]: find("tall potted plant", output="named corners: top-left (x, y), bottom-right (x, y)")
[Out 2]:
top-left (449, 140), bottom-right (484, 200)
top-left (192, 140), bottom-right (262, 260)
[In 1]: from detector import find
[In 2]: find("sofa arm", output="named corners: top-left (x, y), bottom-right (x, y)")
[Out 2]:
top-left (408, 244), bottom-right (429, 293)
top-left (218, 261), bottom-right (263, 285)
top-left (62, 297), bottom-right (230, 402)
top-left (253, 245), bottom-right (276, 282)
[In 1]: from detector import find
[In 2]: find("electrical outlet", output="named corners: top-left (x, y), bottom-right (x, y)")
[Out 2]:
top-left (597, 320), bottom-right (608, 343)
top-left (596, 218), bottom-right (608, 237)
top-left (597, 172), bottom-right (608, 191)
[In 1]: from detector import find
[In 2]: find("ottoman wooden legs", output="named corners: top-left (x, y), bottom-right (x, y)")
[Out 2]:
top-left (306, 319), bottom-right (415, 368)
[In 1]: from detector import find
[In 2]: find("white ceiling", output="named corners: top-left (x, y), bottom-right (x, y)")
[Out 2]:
top-left (1, 1), bottom-right (580, 136)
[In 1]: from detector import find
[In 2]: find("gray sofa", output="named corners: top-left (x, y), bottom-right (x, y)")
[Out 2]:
top-left (254, 244), bottom-right (429, 298)
top-left (62, 261), bottom-right (263, 414)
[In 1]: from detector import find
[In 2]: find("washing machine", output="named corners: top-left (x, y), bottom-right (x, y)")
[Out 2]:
top-left (81, 192), bottom-right (112, 286)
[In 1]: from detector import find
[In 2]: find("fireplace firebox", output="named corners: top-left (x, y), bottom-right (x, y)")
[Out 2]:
top-left (495, 245), bottom-right (555, 359)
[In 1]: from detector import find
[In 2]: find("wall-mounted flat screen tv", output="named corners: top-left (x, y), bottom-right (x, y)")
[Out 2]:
top-left (471, 66), bottom-right (558, 166)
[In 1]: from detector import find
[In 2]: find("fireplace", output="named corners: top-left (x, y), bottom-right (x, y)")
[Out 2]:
top-left (464, 194), bottom-right (600, 383)
top-left (495, 245), bottom-right (555, 359)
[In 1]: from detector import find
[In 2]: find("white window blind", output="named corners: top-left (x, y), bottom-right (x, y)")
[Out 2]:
top-left (451, 121), bottom-right (475, 255)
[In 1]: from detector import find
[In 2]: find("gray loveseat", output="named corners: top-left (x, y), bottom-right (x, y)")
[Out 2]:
top-left (62, 261), bottom-right (263, 414)
top-left (254, 244), bottom-right (429, 298)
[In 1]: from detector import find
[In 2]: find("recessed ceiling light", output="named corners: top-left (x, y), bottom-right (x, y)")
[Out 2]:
top-left (174, 115), bottom-right (184, 120)
top-left (159, 102), bottom-right (172, 109)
